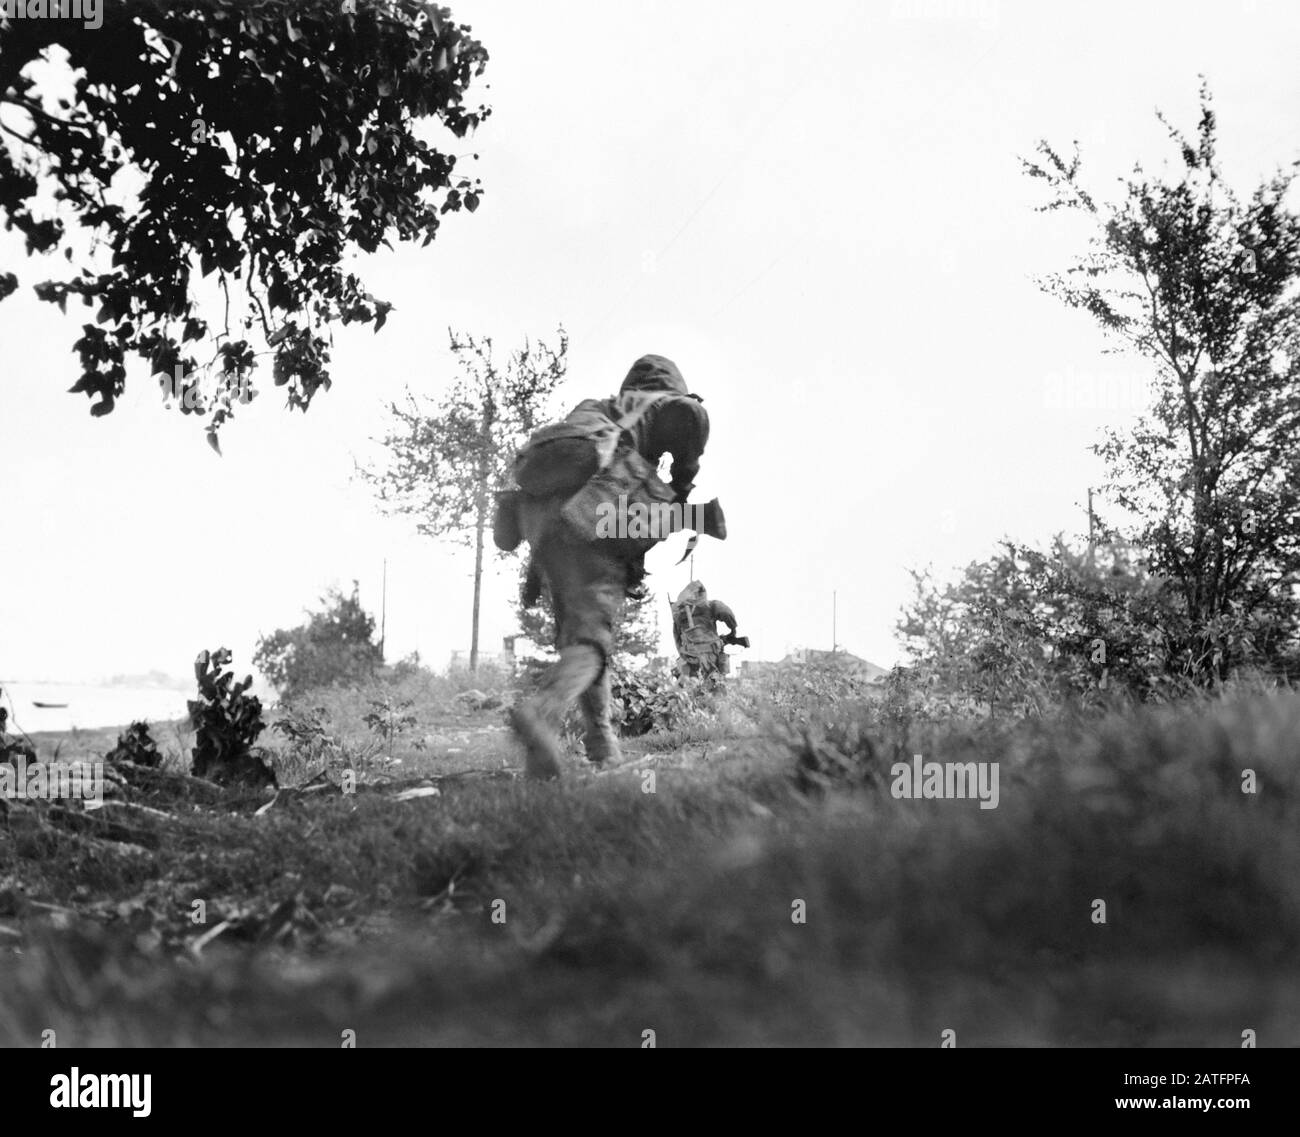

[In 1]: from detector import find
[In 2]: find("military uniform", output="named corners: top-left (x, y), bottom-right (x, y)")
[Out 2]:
top-left (672, 581), bottom-right (744, 679)
top-left (510, 355), bottom-right (710, 779)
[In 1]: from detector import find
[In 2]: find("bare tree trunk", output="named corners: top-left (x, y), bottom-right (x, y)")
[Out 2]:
top-left (470, 499), bottom-right (486, 672)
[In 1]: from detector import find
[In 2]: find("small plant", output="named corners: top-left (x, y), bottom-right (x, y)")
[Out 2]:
top-left (105, 720), bottom-right (162, 768)
top-left (272, 705), bottom-right (338, 759)
top-left (363, 697), bottom-right (419, 751)
top-left (188, 648), bottom-right (275, 789)
top-left (270, 705), bottom-right (361, 782)
top-left (609, 664), bottom-right (710, 736)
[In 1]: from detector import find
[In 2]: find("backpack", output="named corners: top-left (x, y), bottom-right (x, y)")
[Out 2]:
top-left (513, 391), bottom-right (673, 497)
top-left (672, 586), bottom-right (720, 658)
top-left (559, 445), bottom-right (676, 560)
top-left (512, 401), bottom-right (624, 497)
top-left (502, 389), bottom-right (704, 560)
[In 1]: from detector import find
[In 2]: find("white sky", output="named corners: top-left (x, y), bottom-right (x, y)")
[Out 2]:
top-left (2, 0), bottom-right (1299, 684)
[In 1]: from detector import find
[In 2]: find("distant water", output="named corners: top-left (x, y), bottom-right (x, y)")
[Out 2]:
top-left (1, 682), bottom-right (191, 734)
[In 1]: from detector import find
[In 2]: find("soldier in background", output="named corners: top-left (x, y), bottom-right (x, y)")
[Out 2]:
top-left (671, 580), bottom-right (749, 680)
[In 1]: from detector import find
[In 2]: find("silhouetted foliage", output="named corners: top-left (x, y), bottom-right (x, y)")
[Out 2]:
top-left (0, 0), bottom-right (489, 444)
top-left (1024, 82), bottom-right (1300, 683)
top-left (188, 647), bottom-right (275, 787)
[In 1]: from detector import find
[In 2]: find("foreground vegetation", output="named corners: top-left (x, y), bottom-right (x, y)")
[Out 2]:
top-left (2, 665), bottom-right (1296, 1046)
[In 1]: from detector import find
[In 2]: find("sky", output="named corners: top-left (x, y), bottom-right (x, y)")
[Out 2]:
top-left (2, 0), bottom-right (1299, 687)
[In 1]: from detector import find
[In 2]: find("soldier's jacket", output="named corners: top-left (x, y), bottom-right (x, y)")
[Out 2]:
top-left (502, 355), bottom-right (710, 563)
top-left (672, 582), bottom-right (737, 663)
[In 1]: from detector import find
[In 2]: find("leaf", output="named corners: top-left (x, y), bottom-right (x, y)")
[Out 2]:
top-left (206, 429), bottom-right (222, 456)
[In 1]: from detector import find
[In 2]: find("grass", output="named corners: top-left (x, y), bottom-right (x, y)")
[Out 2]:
top-left (2, 670), bottom-right (1298, 1046)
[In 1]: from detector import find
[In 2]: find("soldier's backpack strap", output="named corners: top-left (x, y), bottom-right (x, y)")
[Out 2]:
top-left (610, 389), bottom-right (675, 450)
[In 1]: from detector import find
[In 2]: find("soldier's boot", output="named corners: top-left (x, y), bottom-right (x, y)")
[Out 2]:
top-left (512, 644), bottom-right (603, 780)
top-left (579, 668), bottom-right (622, 766)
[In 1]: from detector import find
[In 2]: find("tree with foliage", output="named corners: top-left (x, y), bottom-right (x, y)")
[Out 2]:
top-left (253, 583), bottom-right (382, 698)
top-left (1024, 83), bottom-right (1300, 682)
top-left (0, 0), bottom-right (488, 447)
top-left (361, 328), bottom-right (567, 671)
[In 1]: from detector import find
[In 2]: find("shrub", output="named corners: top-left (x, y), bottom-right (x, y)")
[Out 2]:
top-left (188, 648), bottom-right (275, 788)
top-left (894, 536), bottom-right (1274, 717)
top-left (105, 721), bottom-right (162, 768)
top-left (609, 663), bottom-right (712, 737)
top-left (254, 584), bottom-right (382, 698)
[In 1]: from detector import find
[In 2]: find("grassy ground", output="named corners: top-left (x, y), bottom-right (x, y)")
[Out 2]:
top-left (2, 671), bottom-right (1298, 1047)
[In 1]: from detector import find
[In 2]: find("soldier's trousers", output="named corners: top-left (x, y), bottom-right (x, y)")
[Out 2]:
top-left (512, 497), bottom-right (628, 778)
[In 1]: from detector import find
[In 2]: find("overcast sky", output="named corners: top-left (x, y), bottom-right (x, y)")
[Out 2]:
top-left (2, 0), bottom-right (1299, 685)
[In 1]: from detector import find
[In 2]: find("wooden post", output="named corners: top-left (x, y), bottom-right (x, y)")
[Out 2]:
top-left (1087, 488), bottom-right (1096, 570)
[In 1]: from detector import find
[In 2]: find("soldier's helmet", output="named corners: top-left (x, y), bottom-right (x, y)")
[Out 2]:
top-left (621, 356), bottom-right (709, 455)
top-left (621, 355), bottom-right (690, 397)
top-left (676, 580), bottom-right (708, 606)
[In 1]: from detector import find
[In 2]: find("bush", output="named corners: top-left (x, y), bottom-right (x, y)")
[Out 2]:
top-left (609, 662), bottom-right (712, 737)
top-left (105, 721), bottom-right (162, 768)
top-left (894, 536), bottom-right (1282, 718)
top-left (188, 648), bottom-right (275, 788)
top-left (254, 584), bottom-right (383, 699)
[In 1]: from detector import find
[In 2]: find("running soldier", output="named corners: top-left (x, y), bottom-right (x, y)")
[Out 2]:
top-left (671, 580), bottom-right (749, 680)
top-left (496, 354), bottom-right (724, 778)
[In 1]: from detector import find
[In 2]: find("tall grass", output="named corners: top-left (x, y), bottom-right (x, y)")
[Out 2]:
top-left (4, 687), bottom-right (1296, 1045)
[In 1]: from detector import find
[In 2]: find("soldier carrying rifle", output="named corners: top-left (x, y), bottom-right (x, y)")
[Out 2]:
top-left (494, 354), bottom-right (726, 778)
top-left (671, 580), bottom-right (749, 681)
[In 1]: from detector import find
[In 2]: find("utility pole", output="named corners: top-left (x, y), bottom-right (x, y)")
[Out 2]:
top-left (379, 558), bottom-right (387, 663)
top-left (1087, 488), bottom-right (1096, 570)
top-left (832, 590), bottom-right (837, 654)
